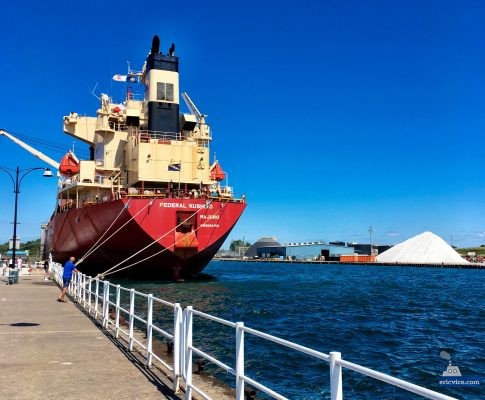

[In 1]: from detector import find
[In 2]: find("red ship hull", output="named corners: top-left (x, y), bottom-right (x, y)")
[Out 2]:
top-left (45, 198), bottom-right (245, 280)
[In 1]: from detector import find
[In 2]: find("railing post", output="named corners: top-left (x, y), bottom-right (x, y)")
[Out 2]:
top-left (87, 277), bottom-right (92, 313)
top-left (77, 272), bottom-right (82, 300)
top-left (83, 275), bottom-right (91, 310)
top-left (84, 275), bottom-right (89, 306)
top-left (330, 351), bottom-right (343, 400)
top-left (236, 322), bottom-right (245, 400)
top-left (94, 278), bottom-right (100, 319)
top-left (184, 306), bottom-right (193, 400)
top-left (173, 303), bottom-right (182, 393)
top-left (129, 288), bottom-right (135, 351)
top-left (102, 281), bottom-right (110, 328)
top-left (146, 294), bottom-right (153, 367)
top-left (69, 272), bottom-right (75, 299)
top-left (82, 274), bottom-right (87, 306)
top-left (72, 272), bottom-right (77, 299)
top-left (180, 306), bottom-right (186, 378)
top-left (115, 285), bottom-right (121, 338)
top-left (77, 273), bottom-right (81, 303)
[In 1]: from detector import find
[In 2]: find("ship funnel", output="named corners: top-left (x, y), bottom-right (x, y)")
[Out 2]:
top-left (151, 35), bottom-right (160, 54)
top-left (145, 35), bottom-right (180, 133)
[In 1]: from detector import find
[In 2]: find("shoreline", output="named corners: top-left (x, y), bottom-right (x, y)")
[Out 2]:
top-left (213, 258), bottom-right (485, 269)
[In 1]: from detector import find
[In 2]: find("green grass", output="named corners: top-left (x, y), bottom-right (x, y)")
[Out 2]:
top-left (456, 246), bottom-right (485, 256)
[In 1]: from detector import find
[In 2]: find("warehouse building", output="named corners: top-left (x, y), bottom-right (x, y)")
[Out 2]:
top-left (245, 238), bottom-right (354, 261)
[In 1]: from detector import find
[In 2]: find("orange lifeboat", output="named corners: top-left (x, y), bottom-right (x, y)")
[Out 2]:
top-left (210, 161), bottom-right (226, 181)
top-left (59, 151), bottom-right (80, 177)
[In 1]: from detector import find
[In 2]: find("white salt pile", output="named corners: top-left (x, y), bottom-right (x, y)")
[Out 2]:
top-left (376, 231), bottom-right (469, 265)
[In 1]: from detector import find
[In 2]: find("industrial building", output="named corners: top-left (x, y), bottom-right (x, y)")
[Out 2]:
top-left (245, 238), bottom-right (354, 261)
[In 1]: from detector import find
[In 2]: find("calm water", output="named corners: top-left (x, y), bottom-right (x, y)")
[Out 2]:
top-left (113, 261), bottom-right (484, 399)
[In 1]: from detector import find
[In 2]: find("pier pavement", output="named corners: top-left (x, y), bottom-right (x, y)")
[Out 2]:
top-left (0, 270), bottom-right (230, 400)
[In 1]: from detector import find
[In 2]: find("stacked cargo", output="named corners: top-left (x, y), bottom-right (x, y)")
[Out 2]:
top-left (339, 254), bottom-right (376, 263)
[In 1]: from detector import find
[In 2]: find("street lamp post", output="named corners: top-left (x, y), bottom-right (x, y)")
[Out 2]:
top-left (0, 166), bottom-right (52, 268)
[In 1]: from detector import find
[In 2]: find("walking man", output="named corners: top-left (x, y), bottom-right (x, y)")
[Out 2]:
top-left (43, 259), bottom-right (49, 281)
top-left (58, 256), bottom-right (78, 302)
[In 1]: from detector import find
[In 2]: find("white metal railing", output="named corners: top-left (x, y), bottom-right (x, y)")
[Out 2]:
top-left (52, 264), bottom-right (183, 392)
top-left (51, 265), bottom-right (457, 400)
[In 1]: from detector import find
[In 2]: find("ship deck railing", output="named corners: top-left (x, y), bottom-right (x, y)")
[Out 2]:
top-left (111, 124), bottom-right (212, 142)
top-left (122, 190), bottom-right (244, 202)
top-left (137, 129), bottom-right (182, 142)
top-left (51, 265), bottom-right (457, 400)
top-left (107, 122), bottom-right (212, 143)
top-left (56, 189), bottom-right (245, 213)
top-left (110, 122), bottom-right (182, 142)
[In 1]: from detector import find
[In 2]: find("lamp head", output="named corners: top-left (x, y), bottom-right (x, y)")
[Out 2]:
top-left (43, 168), bottom-right (53, 178)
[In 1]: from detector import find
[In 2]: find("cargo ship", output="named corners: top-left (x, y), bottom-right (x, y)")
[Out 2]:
top-left (1, 35), bottom-right (246, 280)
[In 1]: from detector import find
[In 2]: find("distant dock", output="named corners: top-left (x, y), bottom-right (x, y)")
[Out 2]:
top-left (214, 258), bottom-right (485, 269)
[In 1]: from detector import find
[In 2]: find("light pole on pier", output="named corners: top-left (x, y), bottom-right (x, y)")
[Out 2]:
top-left (0, 166), bottom-right (53, 267)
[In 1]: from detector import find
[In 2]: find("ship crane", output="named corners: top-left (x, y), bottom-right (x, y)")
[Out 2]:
top-left (181, 92), bottom-right (207, 126)
top-left (0, 129), bottom-right (60, 170)
top-left (180, 94), bottom-right (227, 185)
top-left (181, 92), bottom-right (211, 142)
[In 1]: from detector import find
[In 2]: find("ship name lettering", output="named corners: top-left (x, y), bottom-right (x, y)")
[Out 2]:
top-left (189, 203), bottom-right (213, 209)
top-left (201, 223), bottom-right (220, 228)
top-left (160, 202), bottom-right (187, 209)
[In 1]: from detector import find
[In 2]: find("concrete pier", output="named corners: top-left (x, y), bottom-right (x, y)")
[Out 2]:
top-left (0, 270), bottom-right (184, 400)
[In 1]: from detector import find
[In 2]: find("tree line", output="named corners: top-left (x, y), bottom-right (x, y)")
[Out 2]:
top-left (0, 238), bottom-right (42, 258)
top-left (229, 239), bottom-right (251, 252)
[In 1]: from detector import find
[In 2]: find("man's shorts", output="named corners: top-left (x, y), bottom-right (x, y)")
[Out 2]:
top-left (62, 277), bottom-right (71, 288)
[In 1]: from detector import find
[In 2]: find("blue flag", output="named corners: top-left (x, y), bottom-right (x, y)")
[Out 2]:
top-left (168, 163), bottom-right (181, 171)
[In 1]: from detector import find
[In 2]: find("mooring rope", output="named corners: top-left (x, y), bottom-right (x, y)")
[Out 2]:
top-left (101, 201), bottom-right (227, 278)
top-left (99, 200), bottom-right (228, 278)
top-left (97, 200), bottom-right (217, 277)
top-left (76, 198), bottom-right (133, 266)
top-left (76, 198), bottom-right (154, 266)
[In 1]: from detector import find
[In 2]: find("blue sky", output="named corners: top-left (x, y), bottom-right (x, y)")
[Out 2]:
top-left (0, 0), bottom-right (483, 249)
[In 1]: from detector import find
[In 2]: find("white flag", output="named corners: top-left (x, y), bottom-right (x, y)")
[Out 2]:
top-left (112, 74), bottom-right (127, 82)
